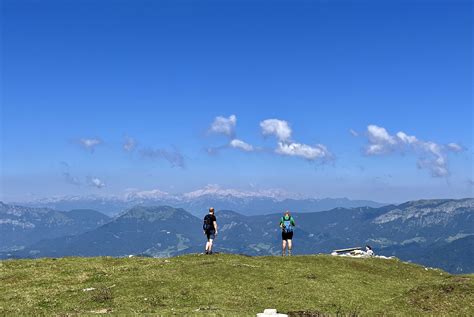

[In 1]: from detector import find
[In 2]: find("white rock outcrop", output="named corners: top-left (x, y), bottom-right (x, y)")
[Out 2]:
top-left (257, 308), bottom-right (288, 317)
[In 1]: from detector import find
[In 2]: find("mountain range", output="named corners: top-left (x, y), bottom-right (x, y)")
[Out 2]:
top-left (15, 186), bottom-right (385, 217)
top-left (1, 198), bottom-right (472, 274)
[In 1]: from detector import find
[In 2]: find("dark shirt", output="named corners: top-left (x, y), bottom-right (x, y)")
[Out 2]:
top-left (204, 214), bottom-right (217, 231)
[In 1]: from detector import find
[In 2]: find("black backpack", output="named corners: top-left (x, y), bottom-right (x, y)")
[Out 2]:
top-left (203, 214), bottom-right (213, 231)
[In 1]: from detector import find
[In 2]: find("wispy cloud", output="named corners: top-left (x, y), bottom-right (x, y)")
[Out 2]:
top-left (60, 162), bottom-right (81, 186)
top-left (63, 172), bottom-right (81, 186)
top-left (124, 136), bottom-right (185, 169)
top-left (349, 129), bottom-right (359, 137)
top-left (363, 124), bottom-right (464, 177)
top-left (123, 136), bottom-right (137, 152)
top-left (447, 143), bottom-right (463, 152)
top-left (209, 114), bottom-right (237, 137)
top-left (230, 139), bottom-right (254, 152)
top-left (204, 145), bottom-right (227, 156)
top-left (88, 177), bottom-right (105, 188)
top-left (78, 138), bottom-right (102, 152)
top-left (140, 147), bottom-right (186, 168)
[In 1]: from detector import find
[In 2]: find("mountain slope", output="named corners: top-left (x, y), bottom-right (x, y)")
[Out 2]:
top-left (0, 202), bottom-right (110, 252)
top-left (425, 235), bottom-right (474, 273)
top-left (286, 199), bottom-right (474, 272)
top-left (14, 206), bottom-right (202, 258)
top-left (0, 254), bottom-right (472, 315)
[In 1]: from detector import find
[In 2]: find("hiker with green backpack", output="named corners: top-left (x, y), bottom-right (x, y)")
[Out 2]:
top-left (280, 211), bottom-right (295, 256)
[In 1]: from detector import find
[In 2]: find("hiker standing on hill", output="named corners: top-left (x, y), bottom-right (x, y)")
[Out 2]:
top-left (203, 207), bottom-right (218, 255)
top-left (280, 211), bottom-right (295, 256)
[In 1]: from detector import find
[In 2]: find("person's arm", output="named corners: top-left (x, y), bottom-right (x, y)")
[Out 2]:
top-left (291, 217), bottom-right (296, 226)
top-left (213, 221), bottom-right (218, 235)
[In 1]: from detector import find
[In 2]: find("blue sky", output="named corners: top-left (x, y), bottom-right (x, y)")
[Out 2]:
top-left (1, 0), bottom-right (472, 203)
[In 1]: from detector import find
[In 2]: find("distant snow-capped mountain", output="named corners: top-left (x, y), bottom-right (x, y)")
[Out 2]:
top-left (123, 189), bottom-right (176, 201)
top-left (12, 185), bottom-right (386, 216)
top-left (182, 184), bottom-right (293, 200)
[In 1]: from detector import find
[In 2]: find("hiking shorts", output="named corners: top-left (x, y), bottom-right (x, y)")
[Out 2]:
top-left (282, 231), bottom-right (293, 241)
top-left (206, 230), bottom-right (216, 241)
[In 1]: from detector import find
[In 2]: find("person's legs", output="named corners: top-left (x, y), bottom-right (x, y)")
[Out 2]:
top-left (207, 239), bottom-right (214, 253)
top-left (287, 239), bottom-right (292, 256)
top-left (282, 239), bottom-right (287, 256)
top-left (206, 231), bottom-right (215, 254)
top-left (205, 232), bottom-right (211, 253)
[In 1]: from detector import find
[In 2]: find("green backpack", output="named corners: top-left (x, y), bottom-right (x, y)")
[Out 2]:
top-left (282, 216), bottom-right (293, 233)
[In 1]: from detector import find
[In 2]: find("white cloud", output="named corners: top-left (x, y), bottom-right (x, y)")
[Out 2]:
top-left (209, 115), bottom-right (237, 137)
top-left (260, 118), bottom-right (332, 162)
top-left (89, 177), bottom-right (105, 189)
top-left (367, 125), bottom-right (397, 147)
top-left (396, 131), bottom-right (418, 145)
top-left (230, 139), bottom-right (254, 152)
top-left (366, 144), bottom-right (388, 155)
top-left (363, 124), bottom-right (465, 177)
top-left (365, 127), bottom-right (419, 155)
top-left (276, 142), bottom-right (330, 160)
top-left (207, 116), bottom-right (331, 163)
top-left (207, 115), bottom-right (255, 154)
top-left (123, 136), bottom-right (137, 152)
top-left (79, 138), bottom-right (102, 152)
top-left (260, 119), bottom-right (292, 141)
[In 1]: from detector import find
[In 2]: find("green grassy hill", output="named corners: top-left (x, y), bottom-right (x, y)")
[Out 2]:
top-left (1, 254), bottom-right (473, 316)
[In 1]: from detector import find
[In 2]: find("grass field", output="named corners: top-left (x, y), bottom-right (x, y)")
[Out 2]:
top-left (1, 254), bottom-right (473, 316)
